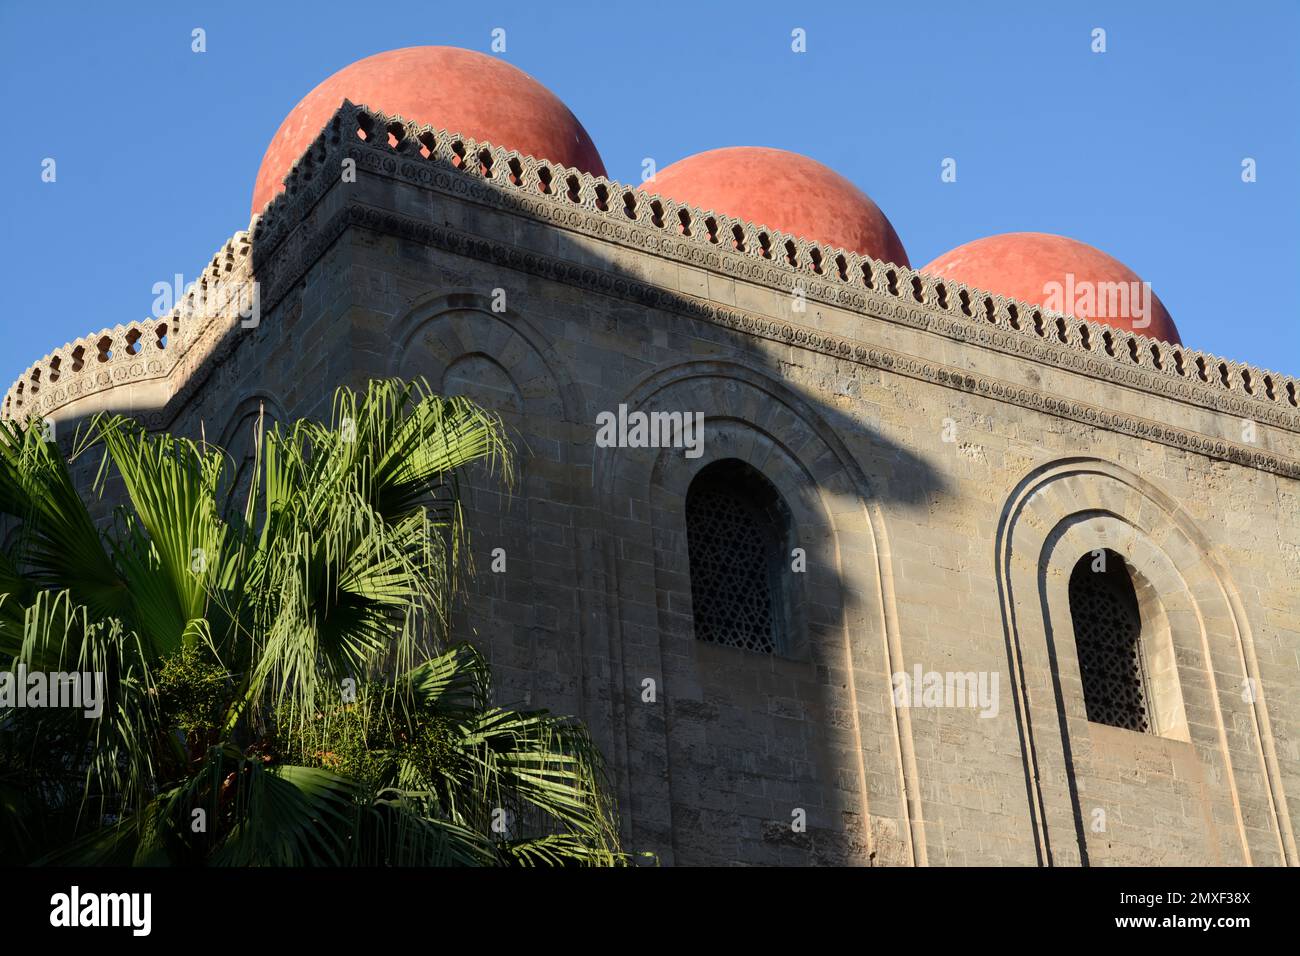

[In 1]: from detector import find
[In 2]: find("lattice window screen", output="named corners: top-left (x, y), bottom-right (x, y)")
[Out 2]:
top-left (686, 464), bottom-right (784, 653)
top-left (1069, 553), bottom-right (1149, 733)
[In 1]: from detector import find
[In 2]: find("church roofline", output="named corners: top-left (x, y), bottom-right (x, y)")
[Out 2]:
top-left (6, 101), bottom-right (1299, 447)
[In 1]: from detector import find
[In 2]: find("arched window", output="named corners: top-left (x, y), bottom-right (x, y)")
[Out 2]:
top-left (685, 459), bottom-right (791, 654)
top-left (1068, 550), bottom-right (1150, 732)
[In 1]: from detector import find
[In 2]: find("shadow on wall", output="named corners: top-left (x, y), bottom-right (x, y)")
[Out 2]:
top-left (27, 104), bottom-right (959, 867)
top-left (270, 125), bottom-right (955, 867)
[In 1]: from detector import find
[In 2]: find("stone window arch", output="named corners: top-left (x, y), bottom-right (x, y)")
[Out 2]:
top-left (685, 458), bottom-right (792, 654)
top-left (218, 397), bottom-right (284, 527)
top-left (1067, 549), bottom-right (1151, 733)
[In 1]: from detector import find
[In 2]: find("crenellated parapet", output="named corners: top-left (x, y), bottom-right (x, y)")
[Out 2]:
top-left (252, 101), bottom-right (1300, 431)
top-left (3, 232), bottom-right (252, 425)
top-left (7, 100), bottom-right (1299, 446)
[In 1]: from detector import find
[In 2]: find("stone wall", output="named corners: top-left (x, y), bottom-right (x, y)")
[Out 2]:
top-left (11, 103), bottom-right (1298, 866)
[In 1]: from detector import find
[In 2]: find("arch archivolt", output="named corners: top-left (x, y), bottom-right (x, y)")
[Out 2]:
top-left (386, 290), bottom-right (578, 554)
top-left (593, 359), bottom-right (923, 866)
top-left (385, 291), bottom-right (596, 754)
top-left (1044, 516), bottom-right (1189, 742)
top-left (388, 290), bottom-right (572, 424)
top-left (216, 390), bottom-right (287, 508)
top-left (217, 390), bottom-right (286, 453)
top-left (996, 457), bottom-right (1296, 866)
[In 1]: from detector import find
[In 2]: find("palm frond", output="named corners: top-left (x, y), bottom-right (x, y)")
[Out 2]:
top-left (0, 417), bottom-right (127, 623)
top-left (0, 380), bottom-right (628, 866)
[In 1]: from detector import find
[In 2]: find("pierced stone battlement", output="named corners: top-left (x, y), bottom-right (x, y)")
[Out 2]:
top-left (3, 233), bottom-right (252, 424)
top-left (255, 101), bottom-right (1300, 425)
top-left (7, 100), bottom-right (1298, 447)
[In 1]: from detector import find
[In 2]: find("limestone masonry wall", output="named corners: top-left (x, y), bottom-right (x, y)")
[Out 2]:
top-left (7, 102), bottom-right (1297, 866)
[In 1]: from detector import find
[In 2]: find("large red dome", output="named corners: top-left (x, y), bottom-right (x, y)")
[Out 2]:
top-left (921, 232), bottom-right (1180, 344)
top-left (639, 147), bottom-right (909, 267)
top-left (251, 46), bottom-right (606, 215)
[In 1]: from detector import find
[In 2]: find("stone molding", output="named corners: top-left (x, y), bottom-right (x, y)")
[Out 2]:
top-left (8, 101), bottom-right (1299, 474)
top-left (333, 199), bottom-right (1300, 480)
top-left (249, 102), bottom-right (1299, 431)
top-left (3, 233), bottom-right (252, 425)
top-left (994, 457), bottom-right (1297, 866)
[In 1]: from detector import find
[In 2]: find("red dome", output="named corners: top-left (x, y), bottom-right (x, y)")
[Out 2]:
top-left (921, 232), bottom-right (1180, 344)
top-left (639, 147), bottom-right (909, 267)
top-left (251, 46), bottom-right (606, 214)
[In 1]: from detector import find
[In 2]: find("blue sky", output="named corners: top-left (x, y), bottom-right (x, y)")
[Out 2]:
top-left (2, 0), bottom-right (1296, 392)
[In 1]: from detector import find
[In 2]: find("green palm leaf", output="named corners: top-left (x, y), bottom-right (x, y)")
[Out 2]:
top-left (0, 379), bottom-right (629, 866)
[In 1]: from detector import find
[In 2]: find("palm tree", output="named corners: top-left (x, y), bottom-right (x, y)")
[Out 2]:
top-left (0, 379), bottom-right (626, 865)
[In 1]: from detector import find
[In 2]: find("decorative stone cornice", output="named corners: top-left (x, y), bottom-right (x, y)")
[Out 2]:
top-left (8, 100), bottom-right (1299, 475)
top-left (3, 233), bottom-right (252, 424)
top-left (251, 102), bottom-right (1300, 433)
top-left (333, 199), bottom-right (1300, 480)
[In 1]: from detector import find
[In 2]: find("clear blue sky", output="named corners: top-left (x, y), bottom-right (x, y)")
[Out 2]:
top-left (2, 0), bottom-right (1296, 392)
